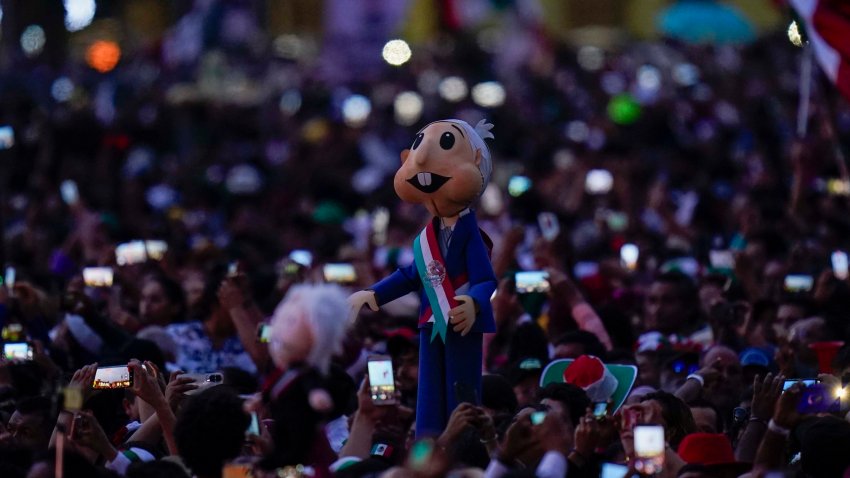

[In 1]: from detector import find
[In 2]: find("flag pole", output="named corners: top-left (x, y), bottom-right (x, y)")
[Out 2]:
top-left (796, 43), bottom-right (813, 138)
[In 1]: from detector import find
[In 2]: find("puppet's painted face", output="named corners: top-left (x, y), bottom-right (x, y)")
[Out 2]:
top-left (393, 121), bottom-right (483, 218)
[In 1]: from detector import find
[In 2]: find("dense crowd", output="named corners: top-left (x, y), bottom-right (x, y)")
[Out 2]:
top-left (2, 1), bottom-right (850, 477)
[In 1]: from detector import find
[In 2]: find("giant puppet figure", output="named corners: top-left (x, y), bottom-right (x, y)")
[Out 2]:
top-left (349, 119), bottom-right (498, 437)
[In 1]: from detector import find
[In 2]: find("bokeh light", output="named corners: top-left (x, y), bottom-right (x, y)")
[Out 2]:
top-left (394, 91), bottom-right (423, 126)
top-left (342, 95), bottom-right (371, 127)
top-left (438, 76), bottom-right (467, 102)
top-left (577, 46), bottom-right (605, 71)
top-left (86, 40), bottom-right (121, 73)
top-left (471, 81), bottom-right (506, 108)
top-left (51, 77), bottom-right (75, 102)
top-left (21, 25), bottom-right (46, 58)
top-left (279, 90), bottom-right (302, 116)
top-left (607, 94), bottom-right (641, 125)
top-left (64, 0), bottom-right (96, 32)
top-left (382, 39), bottom-right (412, 66)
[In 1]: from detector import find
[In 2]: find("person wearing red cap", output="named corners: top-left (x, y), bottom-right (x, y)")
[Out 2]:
top-left (676, 433), bottom-right (750, 478)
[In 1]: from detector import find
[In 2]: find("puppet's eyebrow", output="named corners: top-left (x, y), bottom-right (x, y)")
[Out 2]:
top-left (450, 124), bottom-right (465, 138)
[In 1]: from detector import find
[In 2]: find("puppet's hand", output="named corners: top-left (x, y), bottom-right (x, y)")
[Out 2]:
top-left (348, 290), bottom-right (379, 322)
top-left (449, 295), bottom-right (476, 336)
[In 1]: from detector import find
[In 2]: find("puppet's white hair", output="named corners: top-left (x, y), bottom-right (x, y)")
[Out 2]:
top-left (269, 284), bottom-right (349, 374)
top-left (441, 118), bottom-right (494, 195)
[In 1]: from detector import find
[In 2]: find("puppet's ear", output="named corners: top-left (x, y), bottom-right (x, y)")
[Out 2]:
top-left (474, 148), bottom-right (481, 167)
top-left (400, 148), bottom-right (410, 164)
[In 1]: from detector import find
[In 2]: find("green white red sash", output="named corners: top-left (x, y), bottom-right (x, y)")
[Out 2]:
top-left (413, 221), bottom-right (458, 343)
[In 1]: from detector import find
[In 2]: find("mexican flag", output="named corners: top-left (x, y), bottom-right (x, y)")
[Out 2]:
top-left (790, 0), bottom-right (850, 100)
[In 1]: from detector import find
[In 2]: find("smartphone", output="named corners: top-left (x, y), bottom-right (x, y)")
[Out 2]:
top-left (633, 425), bottom-right (665, 475)
top-left (784, 275), bottom-right (814, 293)
top-left (537, 212), bottom-right (560, 242)
top-left (783, 378), bottom-right (818, 392)
top-left (508, 175), bottom-right (532, 197)
top-left (3, 342), bottom-right (33, 361)
top-left (246, 411), bottom-right (260, 436)
top-left (82, 267), bottom-right (113, 287)
top-left (1, 323), bottom-right (23, 341)
top-left (145, 240), bottom-right (168, 261)
top-left (0, 126), bottom-right (14, 149)
top-left (367, 355), bottom-right (396, 405)
top-left (585, 169), bottom-right (614, 195)
top-left (797, 382), bottom-right (841, 414)
top-left (833, 251), bottom-right (849, 280)
top-left (620, 243), bottom-right (639, 271)
top-left (827, 178), bottom-right (850, 196)
top-left (709, 250), bottom-right (735, 269)
top-left (60, 180), bottom-right (79, 205)
top-left (4, 267), bottom-right (15, 290)
top-left (184, 373), bottom-right (224, 395)
top-left (409, 440), bottom-right (434, 470)
top-left (323, 263), bottom-right (357, 284)
top-left (531, 411), bottom-right (547, 426)
top-left (593, 401), bottom-right (609, 419)
top-left (600, 462), bottom-right (629, 478)
top-left (372, 208), bottom-right (390, 246)
top-left (115, 241), bottom-right (147, 266)
top-left (454, 381), bottom-right (478, 405)
top-left (92, 365), bottom-right (133, 389)
top-left (63, 385), bottom-right (83, 412)
top-left (256, 324), bottom-right (271, 343)
top-left (288, 249), bottom-right (313, 268)
top-left (514, 271), bottom-right (550, 294)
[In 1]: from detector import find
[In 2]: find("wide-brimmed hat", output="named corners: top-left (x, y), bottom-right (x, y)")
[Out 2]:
top-left (540, 355), bottom-right (637, 412)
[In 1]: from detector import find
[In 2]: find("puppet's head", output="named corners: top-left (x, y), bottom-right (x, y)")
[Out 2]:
top-left (394, 118), bottom-right (494, 218)
top-left (268, 284), bottom-right (348, 373)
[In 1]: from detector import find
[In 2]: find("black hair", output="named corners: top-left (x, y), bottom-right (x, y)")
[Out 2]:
top-left (687, 398), bottom-right (724, 433)
top-left (192, 266), bottom-right (228, 322)
top-left (536, 382), bottom-right (590, 428)
top-left (175, 386), bottom-right (249, 478)
top-left (482, 373), bottom-right (518, 415)
top-left (126, 459), bottom-right (189, 478)
top-left (221, 367), bottom-right (259, 395)
top-left (641, 391), bottom-right (697, 449)
top-left (143, 274), bottom-right (188, 323)
top-left (553, 330), bottom-right (607, 359)
top-left (653, 272), bottom-right (699, 322)
top-left (14, 396), bottom-right (52, 425)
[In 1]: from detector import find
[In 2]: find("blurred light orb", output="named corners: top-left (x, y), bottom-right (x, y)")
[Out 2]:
top-left (21, 25), bottom-right (46, 57)
top-left (274, 35), bottom-right (304, 59)
top-left (394, 91), bottom-right (424, 126)
top-left (86, 40), bottom-right (121, 73)
top-left (788, 21), bottom-right (803, 47)
top-left (577, 46), bottom-right (605, 71)
top-left (565, 121), bottom-right (589, 143)
top-left (417, 70), bottom-right (441, 95)
top-left (637, 65), bottom-right (661, 92)
top-left (279, 90), bottom-right (302, 116)
top-left (672, 63), bottom-right (699, 86)
top-left (342, 95), bottom-right (371, 127)
top-left (471, 81), bottom-right (506, 108)
top-left (382, 39), bottom-right (412, 66)
top-left (51, 77), bottom-right (74, 102)
top-left (64, 0), bottom-right (96, 32)
top-left (607, 94), bottom-right (641, 125)
top-left (438, 76), bottom-right (467, 102)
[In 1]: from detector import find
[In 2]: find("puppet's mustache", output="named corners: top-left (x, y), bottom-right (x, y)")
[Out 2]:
top-left (406, 172), bottom-right (450, 194)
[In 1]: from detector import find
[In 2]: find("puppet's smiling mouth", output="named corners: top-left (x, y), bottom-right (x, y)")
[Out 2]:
top-left (406, 172), bottom-right (450, 193)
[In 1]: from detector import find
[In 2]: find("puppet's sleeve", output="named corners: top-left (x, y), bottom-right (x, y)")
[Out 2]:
top-left (465, 229), bottom-right (498, 334)
top-left (371, 263), bottom-right (421, 306)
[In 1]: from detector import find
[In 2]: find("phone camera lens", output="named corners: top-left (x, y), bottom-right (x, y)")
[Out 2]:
top-left (207, 374), bottom-right (222, 383)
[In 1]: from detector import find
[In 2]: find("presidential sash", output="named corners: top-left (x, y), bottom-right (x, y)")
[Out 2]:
top-left (413, 220), bottom-right (458, 343)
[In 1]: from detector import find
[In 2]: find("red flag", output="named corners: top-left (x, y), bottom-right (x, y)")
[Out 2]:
top-left (790, 0), bottom-right (850, 100)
